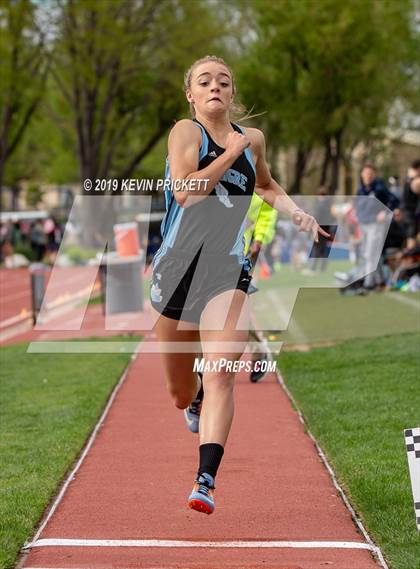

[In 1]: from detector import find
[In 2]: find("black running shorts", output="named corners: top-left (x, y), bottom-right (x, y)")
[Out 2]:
top-left (150, 248), bottom-right (251, 323)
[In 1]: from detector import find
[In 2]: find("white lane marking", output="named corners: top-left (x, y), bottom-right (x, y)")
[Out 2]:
top-left (1, 282), bottom-right (101, 330)
top-left (384, 292), bottom-right (420, 310)
top-left (0, 313), bottom-right (31, 328)
top-left (22, 350), bottom-right (140, 549)
top-left (26, 340), bottom-right (283, 354)
top-left (25, 538), bottom-right (377, 551)
top-left (266, 289), bottom-right (306, 342)
top-left (275, 371), bottom-right (389, 569)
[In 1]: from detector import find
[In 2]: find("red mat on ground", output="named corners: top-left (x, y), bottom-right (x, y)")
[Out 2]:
top-left (21, 346), bottom-right (381, 569)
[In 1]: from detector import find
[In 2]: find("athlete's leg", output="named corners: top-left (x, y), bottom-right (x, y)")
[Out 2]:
top-left (152, 308), bottom-right (201, 410)
top-left (187, 289), bottom-right (249, 514)
top-left (199, 289), bottom-right (249, 445)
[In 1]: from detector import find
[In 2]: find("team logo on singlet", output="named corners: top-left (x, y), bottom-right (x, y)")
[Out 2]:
top-left (151, 273), bottom-right (163, 303)
top-left (215, 182), bottom-right (234, 208)
top-left (220, 168), bottom-right (248, 192)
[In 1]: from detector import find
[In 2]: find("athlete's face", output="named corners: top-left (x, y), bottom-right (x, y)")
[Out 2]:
top-left (187, 62), bottom-right (234, 115)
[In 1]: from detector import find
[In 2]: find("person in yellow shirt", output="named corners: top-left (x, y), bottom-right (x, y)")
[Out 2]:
top-left (244, 193), bottom-right (278, 382)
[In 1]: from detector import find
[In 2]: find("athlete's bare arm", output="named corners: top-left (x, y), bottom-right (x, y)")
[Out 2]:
top-left (168, 119), bottom-right (250, 207)
top-left (247, 127), bottom-right (329, 242)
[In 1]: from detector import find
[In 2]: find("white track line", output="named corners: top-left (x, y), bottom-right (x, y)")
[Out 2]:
top-left (383, 292), bottom-right (420, 310)
top-left (0, 313), bottom-right (31, 329)
top-left (275, 370), bottom-right (389, 569)
top-left (27, 538), bottom-right (375, 551)
top-left (22, 350), bottom-right (138, 550)
top-left (266, 289), bottom-right (306, 342)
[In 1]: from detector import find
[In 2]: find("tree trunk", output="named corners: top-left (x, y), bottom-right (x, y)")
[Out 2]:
top-left (328, 130), bottom-right (342, 194)
top-left (267, 144), bottom-right (280, 181)
top-left (319, 137), bottom-right (331, 187)
top-left (342, 154), bottom-right (353, 196)
top-left (11, 184), bottom-right (21, 211)
top-left (290, 144), bottom-right (311, 194)
top-left (0, 164), bottom-right (4, 210)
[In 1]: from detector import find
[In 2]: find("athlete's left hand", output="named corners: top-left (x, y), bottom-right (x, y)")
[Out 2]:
top-left (292, 209), bottom-right (330, 243)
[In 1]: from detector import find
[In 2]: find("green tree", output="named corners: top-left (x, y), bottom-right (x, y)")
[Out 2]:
top-left (237, 0), bottom-right (417, 193)
top-left (25, 183), bottom-right (44, 208)
top-left (48, 0), bottom-right (225, 244)
top-left (0, 0), bottom-right (49, 206)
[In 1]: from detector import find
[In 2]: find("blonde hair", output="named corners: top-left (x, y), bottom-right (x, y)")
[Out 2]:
top-left (183, 55), bottom-right (262, 123)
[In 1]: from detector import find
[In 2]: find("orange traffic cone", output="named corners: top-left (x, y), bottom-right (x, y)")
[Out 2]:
top-left (260, 263), bottom-right (271, 280)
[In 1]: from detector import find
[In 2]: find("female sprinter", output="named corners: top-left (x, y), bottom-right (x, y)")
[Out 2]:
top-left (150, 55), bottom-right (328, 515)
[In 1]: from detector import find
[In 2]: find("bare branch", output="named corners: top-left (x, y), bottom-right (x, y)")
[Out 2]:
top-left (98, 108), bottom-right (139, 178)
top-left (117, 118), bottom-right (171, 180)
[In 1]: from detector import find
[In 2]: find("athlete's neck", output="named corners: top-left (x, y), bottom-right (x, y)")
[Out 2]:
top-left (194, 113), bottom-right (234, 143)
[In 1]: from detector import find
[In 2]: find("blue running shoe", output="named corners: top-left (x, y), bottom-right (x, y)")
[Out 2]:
top-left (188, 472), bottom-right (215, 514)
top-left (183, 373), bottom-right (203, 433)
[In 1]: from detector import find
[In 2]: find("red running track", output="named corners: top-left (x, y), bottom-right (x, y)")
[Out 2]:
top-left (0, 267), bottom-right (100, 326)
top-left (20, 344), bottom-right (384, 569)
top-left (0, 268), bottom-right (39, 321)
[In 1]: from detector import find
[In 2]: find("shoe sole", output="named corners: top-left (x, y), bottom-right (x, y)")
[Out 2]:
top-left (188, 498), bottom-right (214, 514)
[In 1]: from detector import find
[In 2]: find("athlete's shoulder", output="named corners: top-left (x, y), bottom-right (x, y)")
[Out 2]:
top-left (241, 126), bottom-right (265, 147)
top-left (238, 126), bottom-right (266, 162)
top-left (169, 118), bottom-right (202, 142)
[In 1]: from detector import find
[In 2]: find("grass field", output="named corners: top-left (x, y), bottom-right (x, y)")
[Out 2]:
top-left (285, 288), bottom-right (419, 344)
top-left (254, 274), bottom-right (420, 344)
top-left (278, 332), bottom-right (420, 569)
top-left (0, 338), bottom-right (139, 569)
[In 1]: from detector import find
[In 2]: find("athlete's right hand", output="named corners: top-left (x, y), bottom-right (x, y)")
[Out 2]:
top-left (225, 131), bottom-right (251, 159)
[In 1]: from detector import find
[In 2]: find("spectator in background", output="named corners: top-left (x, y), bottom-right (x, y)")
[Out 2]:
top-left (19, 220), bottom-right (31, 245)
top-left (307, 187), bottom-right (335, 274)
top-left (401, 159), bottom-right (420, 249)
top-left (44, 216), bottom-right (62, 263)
top-left (382, 208), bottom-right (408, 287)
top-left (243, 193), bottom-right (278, 382)
top-left (356, 163), bottom-right (399, 290)
top-left (388, 175), bottom-right (403, 202)
top-left (0, 222), bottom-right (13, 263)
top-left (30, 220), bottom-right (47, 262)
top-left (10, 218), bottom-right (23, 248)
top-left (244, 192), bottom-right (278, 275)
top-left (383, 208), bottom-right (407, 251)
top-left (344, 204), bottom-right (363, 265)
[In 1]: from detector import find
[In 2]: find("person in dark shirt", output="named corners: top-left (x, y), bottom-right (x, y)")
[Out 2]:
top-left (401, 159), bottom-right (420, 249)
top-left (383, 208), bottom-right (407, 251)
top-left (356, 164), bottom-right (399, 289)
top-left (307, 187), bottom-right (335, 273)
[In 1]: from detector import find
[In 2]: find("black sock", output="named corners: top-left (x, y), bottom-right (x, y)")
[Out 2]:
top-left (195, 374), bottom-right (204, 401)
top-left (198, 443), bottom-right (224, 480)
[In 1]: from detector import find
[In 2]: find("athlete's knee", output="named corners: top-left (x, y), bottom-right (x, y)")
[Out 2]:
top-left (204, 370), bottom-right (235, 393)
top-left (167, 382), bottom-right (195, 409)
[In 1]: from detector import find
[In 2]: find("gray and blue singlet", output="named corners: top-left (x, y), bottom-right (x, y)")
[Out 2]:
top-left (150, 118), bottom-right (256, 322)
